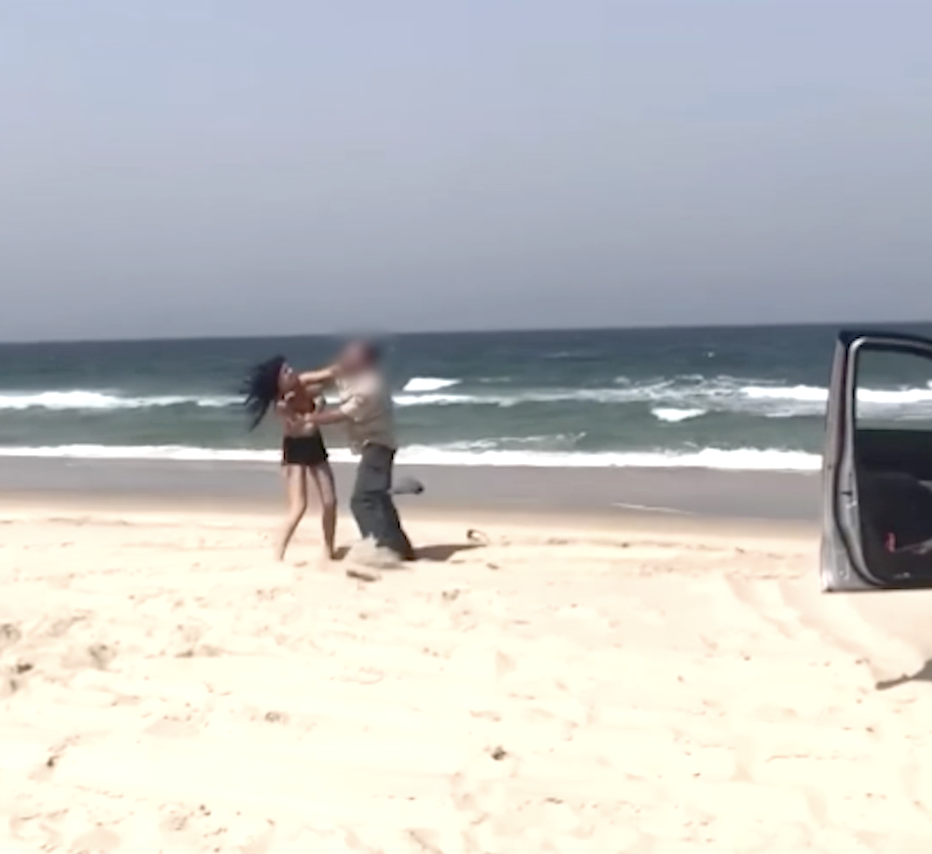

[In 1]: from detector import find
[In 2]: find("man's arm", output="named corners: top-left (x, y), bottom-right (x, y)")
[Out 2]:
top-left (306, 408), bottom-right (351, 426)
top-left (299, 365), bottom-right (340, 387)
top-left (307, 384), bottom-right (374, 427)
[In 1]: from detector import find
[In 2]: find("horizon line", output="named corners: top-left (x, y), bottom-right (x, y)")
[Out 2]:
top-left (2, 318), bottom-right (931, 347)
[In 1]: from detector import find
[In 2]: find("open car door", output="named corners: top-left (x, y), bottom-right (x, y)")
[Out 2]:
top-left (822, 329), bottom-right (932, 591)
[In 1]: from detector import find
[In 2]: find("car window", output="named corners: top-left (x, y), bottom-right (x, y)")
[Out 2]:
top-left (855, 347), bottom-right (932, 431)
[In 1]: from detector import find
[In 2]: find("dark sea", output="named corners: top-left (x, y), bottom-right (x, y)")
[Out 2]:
top-left (1, 324), bottom-right (930, 472)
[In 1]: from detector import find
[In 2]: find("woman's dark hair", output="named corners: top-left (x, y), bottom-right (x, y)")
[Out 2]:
top-left (241, 355), bottom-right (286, 431)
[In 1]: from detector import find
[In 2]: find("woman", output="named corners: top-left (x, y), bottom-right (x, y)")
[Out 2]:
top-left (241, 355), bottom-right (337, 561)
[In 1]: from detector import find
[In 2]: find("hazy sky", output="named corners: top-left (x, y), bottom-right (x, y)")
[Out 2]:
top-left (1, 1), bottom-right (931, 341)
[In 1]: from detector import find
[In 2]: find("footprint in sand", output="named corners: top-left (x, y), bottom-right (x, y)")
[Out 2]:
top-left (70, 826), bottom-right (121, 853)
top-left (0, 622), bottom-right (22, 653)
top-left (87, 643), bottom-right (117, 670)
top-left (346, 567), bottom-right (382, 583)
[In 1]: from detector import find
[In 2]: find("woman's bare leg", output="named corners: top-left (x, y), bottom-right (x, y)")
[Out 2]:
top-left (276, 465), bottom-right (308, 561)
top-left (309, 462), bottom-right (337, 559)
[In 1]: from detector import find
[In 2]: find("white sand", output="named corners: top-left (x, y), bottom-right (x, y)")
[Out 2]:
top-left (3, 505), bottom-right (932, 852)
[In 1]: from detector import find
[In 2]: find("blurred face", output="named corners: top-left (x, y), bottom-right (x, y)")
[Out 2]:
top-left (277, 362), bottom-right (300, 395)
top-left (339, 341), bottom-right (371, 374)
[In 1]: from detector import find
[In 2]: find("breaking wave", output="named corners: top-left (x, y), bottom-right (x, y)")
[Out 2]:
top-left (0, 443), bottom-right (821, 471)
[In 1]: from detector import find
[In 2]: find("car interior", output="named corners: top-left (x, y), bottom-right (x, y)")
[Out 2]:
top-left (851, 349), bottom-right (932, 586)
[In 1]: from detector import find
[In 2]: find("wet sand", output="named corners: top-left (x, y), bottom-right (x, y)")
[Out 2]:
top-left (0, 456), bottom-right (821, 520)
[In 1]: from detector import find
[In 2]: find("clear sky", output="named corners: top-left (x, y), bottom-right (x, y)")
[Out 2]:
top-left (1, 1), bottom-right (930, 341)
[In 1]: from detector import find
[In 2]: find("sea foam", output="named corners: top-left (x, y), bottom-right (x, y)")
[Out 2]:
top-left (0, 443), bottom-right (821, 471)
top-left (401, 377), bottom-right (460, 392)
top-left (0, 390), bottom-right (236, 411)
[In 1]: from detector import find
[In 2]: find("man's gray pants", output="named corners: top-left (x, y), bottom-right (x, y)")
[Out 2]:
top-left (350, 444), bottom-right (414, 558)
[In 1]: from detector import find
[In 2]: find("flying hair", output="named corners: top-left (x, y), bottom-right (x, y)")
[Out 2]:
top-left (240, 355), bottom-right (286, 431)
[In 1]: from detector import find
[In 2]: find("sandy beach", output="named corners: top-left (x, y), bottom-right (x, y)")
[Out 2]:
top-left (4, 496), bottom-right (932, 852)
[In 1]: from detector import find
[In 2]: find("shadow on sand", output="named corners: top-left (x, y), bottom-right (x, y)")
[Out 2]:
top-left (417, 530), bottom-right (490, 562)
top-left (876, 660), bottom-right (932, 691)
top-left (333, 540), bottom-right (483, 565)
top-left (415, 542), bottom-right (482, 562)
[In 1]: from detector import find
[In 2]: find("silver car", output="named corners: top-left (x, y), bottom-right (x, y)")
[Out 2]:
top-left (822, 329), bottom-right (932, 591)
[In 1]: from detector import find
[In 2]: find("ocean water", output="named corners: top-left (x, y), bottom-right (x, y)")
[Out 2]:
top-left (1, 324), bottom-right (931, 472)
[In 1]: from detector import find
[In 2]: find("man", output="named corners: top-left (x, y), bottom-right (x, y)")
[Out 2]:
top-left (301, 341), bottom-right (416, 561)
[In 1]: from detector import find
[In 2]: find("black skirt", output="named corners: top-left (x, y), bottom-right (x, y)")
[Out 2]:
top-left (282, 432), bottom-right (329, 467)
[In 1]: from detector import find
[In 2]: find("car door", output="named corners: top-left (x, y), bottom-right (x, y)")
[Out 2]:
top-left (822, 329), bottom-right (932, 592)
